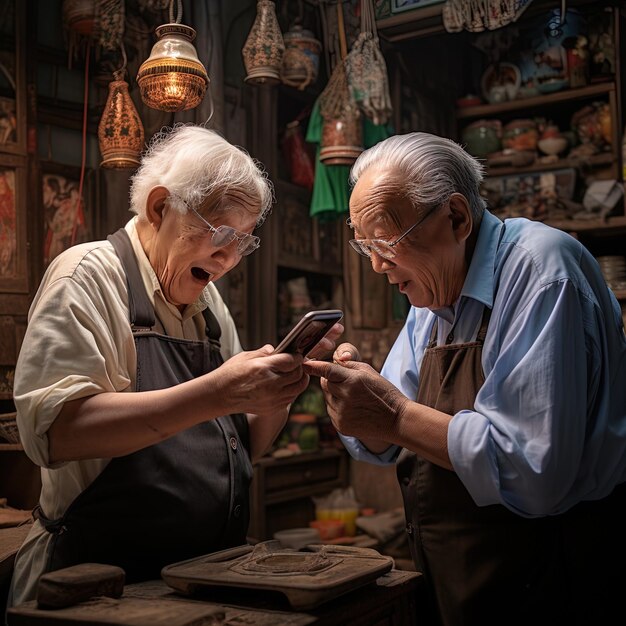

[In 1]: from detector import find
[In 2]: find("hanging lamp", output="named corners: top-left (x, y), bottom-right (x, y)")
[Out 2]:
top-left (136, 0), bottom-right (209, 112)
top-left (99, 46), bottom-right (145, 168)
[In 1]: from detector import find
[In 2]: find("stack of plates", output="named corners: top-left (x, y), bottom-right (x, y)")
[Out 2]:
top-left (596, 256), bottom-right (626, 291)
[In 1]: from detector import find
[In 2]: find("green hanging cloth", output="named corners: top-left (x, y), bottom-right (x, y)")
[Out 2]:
top-left (306, 98), bottom-right (393, 222)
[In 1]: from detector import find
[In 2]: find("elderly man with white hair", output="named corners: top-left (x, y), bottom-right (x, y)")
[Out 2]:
top-left (8, 125), bottom-right (342, 607)
top-left (306, 132), bottom-right (626, 626)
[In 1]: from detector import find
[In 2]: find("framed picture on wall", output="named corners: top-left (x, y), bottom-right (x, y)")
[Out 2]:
top-left (0, 155), bottom-right (27, 292)
top-left (0, 97), bottom-right (17, 146)
top-left (41, 163), bottom-right (94, 268)
top-left (0, 0), bottom-right (27, 156)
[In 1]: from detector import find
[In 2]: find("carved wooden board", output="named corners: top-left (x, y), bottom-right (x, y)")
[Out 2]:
top-left (161, 542), bottom-right (394, 611)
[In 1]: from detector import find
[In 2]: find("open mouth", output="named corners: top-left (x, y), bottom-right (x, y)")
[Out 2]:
top-left (191, 267), bottom-right (211, 282)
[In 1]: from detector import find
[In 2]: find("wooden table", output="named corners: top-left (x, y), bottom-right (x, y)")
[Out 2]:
top-left (7, 568), bottom-right (424, 625)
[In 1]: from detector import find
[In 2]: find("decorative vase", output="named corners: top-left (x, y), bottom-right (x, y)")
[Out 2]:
top-left (281, 24), bottom-right (321, 90)
top-left (242, 1), bottom-right (285, 86)
top-left (98, 78), bottom-right (145, 169)
top-left (320, 113), bottom-right (363, 166)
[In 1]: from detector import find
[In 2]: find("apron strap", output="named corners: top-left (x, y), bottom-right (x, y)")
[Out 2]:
top-left (33, 503), bottom-right (66, 535)
top-left (202, 307), bottom-right (222, 351)
top-left (476, 306), bottom-right (492, 342)
top-left (427, 317), bottom-right (438, 349)
top-left (107, 228), bottom-right (155, 330)
top-left (427, 305), bottom-right (492, 349)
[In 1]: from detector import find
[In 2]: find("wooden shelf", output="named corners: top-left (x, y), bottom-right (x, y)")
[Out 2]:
top-left (486, 152), bottom-right (616, 177)
top-left (0, 443), bottom-right (23, 451)
top-left (612, 289), bottom-right (626, 301)
top-left (544, 215), bottom-right (626, 234)
top-left (376, 4), bottom-right (445, 42)
top-left (457, 82), bottom-right (614, 120)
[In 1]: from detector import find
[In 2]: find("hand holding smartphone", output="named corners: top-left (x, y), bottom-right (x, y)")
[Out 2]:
top-left (273, 309), bottom-right (344, 358)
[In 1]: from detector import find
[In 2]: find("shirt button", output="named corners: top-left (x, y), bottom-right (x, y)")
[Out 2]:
top-left (234, 504), bottom-right (242, 518)
top-left (229, 437), bottom-right (238, 451)
top-left (402, 477), bottom-right (410, 486)
top-left (406, 522), bottom-right (413, 536)
top-left (446, 333), bottom-right (454, 343)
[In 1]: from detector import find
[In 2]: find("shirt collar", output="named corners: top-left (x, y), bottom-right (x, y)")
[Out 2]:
top-left (459, 209), bottom-right (503, 309)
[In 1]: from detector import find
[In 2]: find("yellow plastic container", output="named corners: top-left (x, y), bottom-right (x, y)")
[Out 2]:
top-left (316, 507), bottom-right (358, 536)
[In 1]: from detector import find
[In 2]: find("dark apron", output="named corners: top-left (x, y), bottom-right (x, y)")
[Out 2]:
top-left (34, 228), bottom-right (253, 582)
top-left (397, 309), bottom-right (626, 626)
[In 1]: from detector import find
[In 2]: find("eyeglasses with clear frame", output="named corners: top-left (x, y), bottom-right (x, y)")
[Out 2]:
top-left (175, 197), bottom-right (261, 257)
top-left (347, 204), bottom-right (440, 260)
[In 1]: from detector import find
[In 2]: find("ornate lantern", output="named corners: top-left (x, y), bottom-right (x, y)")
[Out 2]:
top-left (242, 1), bottom-right (285, 85)
top-left (98, 70), bottom-right (145, 168)
top-left (136, 1), bottom-right (209, 112)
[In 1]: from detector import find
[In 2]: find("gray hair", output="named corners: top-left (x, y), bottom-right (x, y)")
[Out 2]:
top-left (350, 132), bottom-right (486, 223)
top-left (130, 124), bottom-right (273, 226)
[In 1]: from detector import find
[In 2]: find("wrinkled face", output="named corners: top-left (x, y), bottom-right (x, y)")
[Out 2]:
top-left (349, 168), bottom-right (472, 309)
top-left (148, 200), bottom-right (258, 308)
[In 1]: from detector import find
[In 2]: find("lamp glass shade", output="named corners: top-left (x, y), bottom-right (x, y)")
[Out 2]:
top-left (136, 23), bottom-right (209, 112)
top-left (98, 79), bottom-right (145, 168)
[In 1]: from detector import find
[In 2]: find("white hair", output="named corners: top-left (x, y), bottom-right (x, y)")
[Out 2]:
top-left (350, 132), bottom-right (486, 223)
top-left (129, 124), bottom-right (273, 225)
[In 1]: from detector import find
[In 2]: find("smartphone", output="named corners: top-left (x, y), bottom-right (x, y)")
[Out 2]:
top-left (273, 309), bottom-right (344, 357)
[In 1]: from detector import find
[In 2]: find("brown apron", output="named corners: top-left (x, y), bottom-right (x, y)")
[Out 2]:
top-left (397, 309), bottom-right (625, 626)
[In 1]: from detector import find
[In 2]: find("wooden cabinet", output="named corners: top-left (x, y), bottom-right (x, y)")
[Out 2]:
top-left (248, 449), bottom-right (349, 542)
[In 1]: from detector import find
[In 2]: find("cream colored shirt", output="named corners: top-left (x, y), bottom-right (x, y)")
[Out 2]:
top-left (9, 217), bottom-right (242, 607)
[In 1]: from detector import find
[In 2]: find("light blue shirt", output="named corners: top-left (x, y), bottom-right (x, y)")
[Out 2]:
top-left (342, 210), bottom-right (626, 518)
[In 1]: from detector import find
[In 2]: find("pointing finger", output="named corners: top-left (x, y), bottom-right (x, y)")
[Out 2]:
top-left (304, 359), bottom-right (354, 383)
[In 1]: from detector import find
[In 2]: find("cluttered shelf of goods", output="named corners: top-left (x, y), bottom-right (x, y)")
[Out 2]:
top-left (450, 2), bottom-right (625, 233)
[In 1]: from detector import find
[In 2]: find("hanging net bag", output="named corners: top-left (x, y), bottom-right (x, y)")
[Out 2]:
top-left (344, 0), bottom-right (392, 126)
top-left (318, 2), bottom-right (362, 165)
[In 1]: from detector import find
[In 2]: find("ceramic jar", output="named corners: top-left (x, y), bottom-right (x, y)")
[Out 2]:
top-left (320, 113), bottom-right (363, 165)
top-left (98, 79), bottom-right (145, 168)
top-left (461, 120), bottom-right (502, 158)
top-left (242, 1), bottom-right (285, 85)
top-left (502, 119), bottom-right (539, 152)
top-left (281, 25), bottom-right (322, 90)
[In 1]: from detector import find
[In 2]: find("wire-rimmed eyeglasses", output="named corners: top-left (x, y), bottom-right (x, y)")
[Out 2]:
top-left (347, 204), bottom-right (439, 260)
top-left (176, 197), bottom-right (260, 257)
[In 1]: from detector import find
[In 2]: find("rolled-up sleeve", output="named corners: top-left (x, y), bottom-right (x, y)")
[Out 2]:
top-left (449, 279), bottom-right (597, 517)
top-left (14, 276), bottom-right (132, 468)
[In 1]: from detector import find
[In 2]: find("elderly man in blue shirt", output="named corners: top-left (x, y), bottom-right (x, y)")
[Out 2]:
top-left (305, 132), bottom-right (626, 626)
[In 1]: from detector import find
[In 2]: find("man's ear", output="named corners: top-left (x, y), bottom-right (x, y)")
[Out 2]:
top-left (145, 186), bottom-right (169, 230)
top-left (449, 192), bottom-right (473, 243)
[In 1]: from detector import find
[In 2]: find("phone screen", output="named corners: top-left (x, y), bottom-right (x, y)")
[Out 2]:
top-left (274, 310), bottom-right (343, 357)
